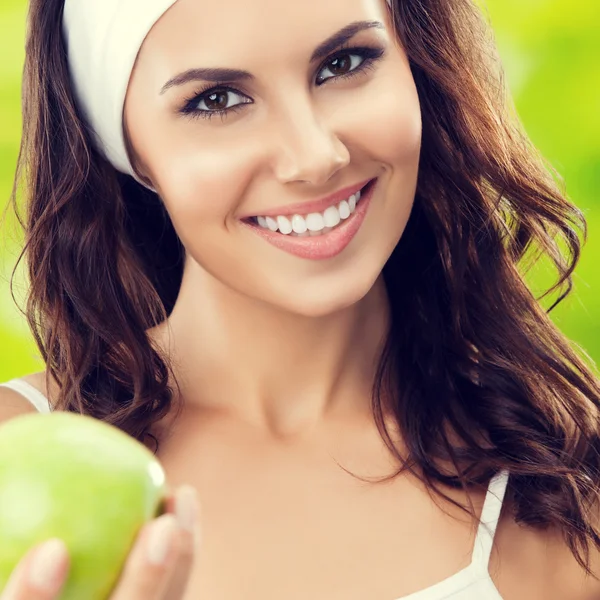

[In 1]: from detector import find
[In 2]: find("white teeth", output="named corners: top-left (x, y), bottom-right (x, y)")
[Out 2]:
top-left (323, 205), bottom-right (341, 228)
top-left (305, 212), bottom-right (325, 232)
top-left (338, 200), bottom-right (350, 220)
top-left (291, 214), bottom-right (307, 233)
top-left (254, 186), bottom-right (365, 234)
top-left (277, 215), bottom-right (292, 234)
top-left (349, 193), bottom-right (357, 212)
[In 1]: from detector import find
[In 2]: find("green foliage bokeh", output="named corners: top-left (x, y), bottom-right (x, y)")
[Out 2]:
top-left (0, 0), bottom-right (598, 381)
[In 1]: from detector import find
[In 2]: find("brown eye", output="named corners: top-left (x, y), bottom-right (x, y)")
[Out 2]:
top-left (328, 55), bottom-right (353, 76)
top-left (316, 52), bottom-right (367, 85)
top-left (204, 91), bottom-right (229, 110)
top-left (188, 88), bottom-right (252, 115)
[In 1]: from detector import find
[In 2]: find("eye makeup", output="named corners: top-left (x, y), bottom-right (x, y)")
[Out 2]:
top-left (177, 43), bottom-right (387, 122)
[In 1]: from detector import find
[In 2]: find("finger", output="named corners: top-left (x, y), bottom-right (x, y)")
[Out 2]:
top-left (162, 486), bottom-right (200, 600)
top-left (160, 488), bottom-right (178, 516)
top-left (1, 539), bottom-right (69, 600)
top-left (109, 513), bottom-right (182, 600)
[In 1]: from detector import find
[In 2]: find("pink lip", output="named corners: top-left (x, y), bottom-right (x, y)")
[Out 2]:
top-left (241, 178), bottom-right (378, 260)
top-left (241, 177), bottom-right (373, 219)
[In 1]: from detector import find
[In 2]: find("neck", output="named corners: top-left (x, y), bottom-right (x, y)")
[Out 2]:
top-left (150, 263), bottom-right (391, 439)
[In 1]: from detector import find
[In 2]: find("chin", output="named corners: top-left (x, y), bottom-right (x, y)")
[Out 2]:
top-left (268, 267), bottom-right (385, 319)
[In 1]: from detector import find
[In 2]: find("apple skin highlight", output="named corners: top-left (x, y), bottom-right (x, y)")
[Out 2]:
top-left (0, 412), bottom-right (168, 599)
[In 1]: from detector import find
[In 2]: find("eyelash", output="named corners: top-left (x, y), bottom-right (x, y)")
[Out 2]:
top-left (179, 44), bottom-right (386, 122)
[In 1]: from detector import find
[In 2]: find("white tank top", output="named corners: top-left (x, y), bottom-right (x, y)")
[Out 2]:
top-left (0, 377), bottom-right (508, 599)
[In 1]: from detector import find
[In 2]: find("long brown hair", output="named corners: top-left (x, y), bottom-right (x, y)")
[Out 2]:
top-left (4, 0), bottom-right (600, 577)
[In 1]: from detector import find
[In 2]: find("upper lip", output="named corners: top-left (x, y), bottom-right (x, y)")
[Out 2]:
top-left (241, 177), bottom-right (374, 219)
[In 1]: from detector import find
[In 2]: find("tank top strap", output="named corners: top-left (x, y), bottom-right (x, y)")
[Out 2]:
top-left (470, 469), bottom-right (510, 571)
top-left (0, 378), bottom-right (52, 414)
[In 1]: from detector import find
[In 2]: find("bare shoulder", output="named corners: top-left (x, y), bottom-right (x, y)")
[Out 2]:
top-left (493, 507), bottom-right (600, 599)
top-left (0, 380), bottom-right (39, 422)
top-left (542, 525), bottom-right (600, 600)
top-left (20, 370), bottom-right (58, 402)
top-left (0, 370), bottom-right (59, 420)
top-left (547, 524), bottom-right (600, 600)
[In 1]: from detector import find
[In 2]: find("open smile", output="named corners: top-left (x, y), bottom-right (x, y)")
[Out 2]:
top-left (241, 178), bottom-right (378, 260)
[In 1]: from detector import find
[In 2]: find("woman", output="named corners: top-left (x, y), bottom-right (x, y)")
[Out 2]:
top-left (1, 0), bottom-right (600, 597)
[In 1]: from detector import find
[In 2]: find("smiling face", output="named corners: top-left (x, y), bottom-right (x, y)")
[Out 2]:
top-left (123, 0), bottom-right (421, 318)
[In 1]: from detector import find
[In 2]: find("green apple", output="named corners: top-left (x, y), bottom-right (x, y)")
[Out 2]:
top-left (0, 411), bottom-right (168, 598)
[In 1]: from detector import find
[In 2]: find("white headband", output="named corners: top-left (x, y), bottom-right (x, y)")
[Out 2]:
top-left (63, 0), bottom-right (393, 191)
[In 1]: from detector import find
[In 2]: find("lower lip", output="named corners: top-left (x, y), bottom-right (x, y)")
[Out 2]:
top-left (242, 178), bottom-right (378, 260)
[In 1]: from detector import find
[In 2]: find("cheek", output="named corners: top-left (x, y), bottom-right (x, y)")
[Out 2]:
top-left (369, 95), bottom-right (422, 167)
top-left (343, 67), bottom-right (422, 168)
top-left (150, 141), bottom-right (257, 231)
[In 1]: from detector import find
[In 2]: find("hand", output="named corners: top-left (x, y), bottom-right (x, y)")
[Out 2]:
top-left (0, 485), bottom-right (199, 600)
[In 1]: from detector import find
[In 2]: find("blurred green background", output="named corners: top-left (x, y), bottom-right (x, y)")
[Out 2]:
top-left (0, 0), bottom-right (598, 381)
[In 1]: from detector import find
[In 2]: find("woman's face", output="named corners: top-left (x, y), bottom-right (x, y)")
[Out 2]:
top-left (124, 0), bottom-right (421, 317)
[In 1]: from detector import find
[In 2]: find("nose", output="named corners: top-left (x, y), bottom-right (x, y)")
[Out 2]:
top-left (271, 98), bottom-right (350, 186)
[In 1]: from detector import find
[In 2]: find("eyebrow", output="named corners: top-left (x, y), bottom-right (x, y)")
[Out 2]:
top-left (159, 19), bottom-right (384, 95)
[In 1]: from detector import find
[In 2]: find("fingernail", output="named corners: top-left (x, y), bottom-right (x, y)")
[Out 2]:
top-left (175, 485), bottom-right (198, 534)
top-left (28, 539), bottom-right (67, 592)
top-left (147, 515), bottom-right (177, 565)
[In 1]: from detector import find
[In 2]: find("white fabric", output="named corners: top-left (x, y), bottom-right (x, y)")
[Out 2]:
top-left (1, 375), bottom-right (508, 599)
top-left (0, 379), bottom-right (52, 413)
top-left (62, 0), bottom-right (181, 189)
top-left (62, 0), bottom-right (394, 190)
top-left (390, 469), bottom-right (508, 599)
